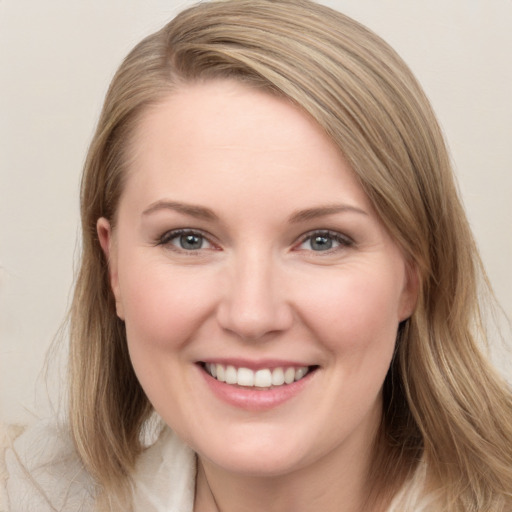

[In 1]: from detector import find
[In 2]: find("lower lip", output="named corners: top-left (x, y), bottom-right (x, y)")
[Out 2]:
top-left (198, 365), bottom-right (316, 412)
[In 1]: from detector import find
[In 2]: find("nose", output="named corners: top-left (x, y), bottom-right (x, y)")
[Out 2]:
top-left (216, 250), bottom-right (293, 341)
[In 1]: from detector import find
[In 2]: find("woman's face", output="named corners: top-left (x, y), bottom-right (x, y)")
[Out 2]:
top-left (98, 80), bottom-right (417, 478)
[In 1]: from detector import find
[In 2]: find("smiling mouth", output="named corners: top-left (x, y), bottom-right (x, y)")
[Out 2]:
top-left (200, 363), bottom-right (318, 389)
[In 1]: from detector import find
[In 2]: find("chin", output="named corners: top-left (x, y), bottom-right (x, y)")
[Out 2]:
top-left (204, 451), bottom-right (306, 478)
top-left (193, 429), bottom-right (321, 478)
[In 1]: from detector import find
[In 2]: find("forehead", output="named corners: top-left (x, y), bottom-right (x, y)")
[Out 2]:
top-left (120, 79), bottom-right (372, 217)
top-left (131, 79), bottom-right (329, 161)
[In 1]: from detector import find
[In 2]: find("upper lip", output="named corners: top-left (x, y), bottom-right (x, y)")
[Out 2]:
top-left (198, 358), bottom-right (315, 371)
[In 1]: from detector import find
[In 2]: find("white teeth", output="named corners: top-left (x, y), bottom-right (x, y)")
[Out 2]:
top-left (204, 363), bottom-right (311, 388)
top-left (284, 367), bottom-right (295, 384)
top-left (271, 367), bottom-right (285, 386)
top-left (225, 365), bottom-right (237, 384)
top-left (254, 369), bottom-right (272, 388)
top-left (216, 364), bottom-right (226, 382)
top-left (295, 367), bottom-right (308, 381)
top-left (237, 367), bottom-right (254, 386)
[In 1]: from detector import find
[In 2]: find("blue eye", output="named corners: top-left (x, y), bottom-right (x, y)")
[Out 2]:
top-left (177, 233), bottom-right (205, 250)
top-left (298, 231), bottom-right (352, 252)
top-left (159, 230), bottom-right (212, 251)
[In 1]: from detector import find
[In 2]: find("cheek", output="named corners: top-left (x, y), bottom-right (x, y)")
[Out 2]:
top-left (118, 256), bottom-right (218, 352)
top-left (117, 259), bottom-right (220, 416)
top-left (295, 264), bottom-right (404, 355)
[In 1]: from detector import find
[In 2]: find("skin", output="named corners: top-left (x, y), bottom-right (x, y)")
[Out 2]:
top-left (98, 80), bottom-right (418, 512)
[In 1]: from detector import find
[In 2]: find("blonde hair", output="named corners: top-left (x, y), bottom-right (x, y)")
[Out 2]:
top-left (69, 0), bottom-right (512, 509)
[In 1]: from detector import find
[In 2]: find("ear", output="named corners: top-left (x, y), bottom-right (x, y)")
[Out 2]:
top-left (97, 217), bottom-right (124, 320)
top-left (398, 259), bottom-right (420, 322)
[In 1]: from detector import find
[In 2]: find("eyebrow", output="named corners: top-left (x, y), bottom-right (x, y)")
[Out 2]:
top-left (142, 200), bottom-right (218, 221)
top-left (288, 204), bottom-right (368, 223)
top-left (142, 200), bottom-right (367, 223)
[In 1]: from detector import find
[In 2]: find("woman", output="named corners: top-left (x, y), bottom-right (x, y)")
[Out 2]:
top-left (6, 0), bottom-right (512, 510)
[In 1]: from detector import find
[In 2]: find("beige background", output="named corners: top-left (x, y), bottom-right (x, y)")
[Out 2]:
top-left (1, 0), bottom-right (511, 426)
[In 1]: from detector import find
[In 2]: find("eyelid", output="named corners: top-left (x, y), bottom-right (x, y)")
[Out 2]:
top-left (154, 228), bottom-right (353, 254)
top-left (294, 229), bottom-right (354, 251)
top-left (156, 228), bottom-right (219, 251)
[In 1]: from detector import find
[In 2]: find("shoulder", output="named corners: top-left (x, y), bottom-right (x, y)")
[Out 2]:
top-left (3, 420), bottom-right (95, 512)
top-left (387, 461), bottom-right (442, 512)
top-left (132, 426), bottom-right (196, 512)
top-left (4, 419), bottom-right (196, 512)
top-left (1, 424), bottom-right (24, 512)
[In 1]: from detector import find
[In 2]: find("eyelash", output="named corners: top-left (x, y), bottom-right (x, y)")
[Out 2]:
top-left (295, 230), bottom-right (354, 253)
top-left (156, 229), bottom-right (354, 254)
top-left (156, 229), bottom-right (215, 252)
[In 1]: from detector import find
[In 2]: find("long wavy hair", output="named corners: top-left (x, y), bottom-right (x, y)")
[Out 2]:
top-left (69, 0), bottom-right (512, 510)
